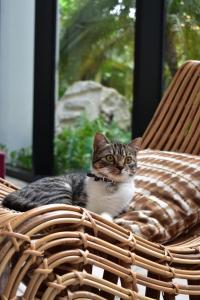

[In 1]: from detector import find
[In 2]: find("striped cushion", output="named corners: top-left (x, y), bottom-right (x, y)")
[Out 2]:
top-left (115, 149), bottom-right (200, 243)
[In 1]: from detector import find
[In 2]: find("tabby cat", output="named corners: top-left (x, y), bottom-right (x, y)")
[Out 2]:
top-left (3, 133), bottom-right (141, 220)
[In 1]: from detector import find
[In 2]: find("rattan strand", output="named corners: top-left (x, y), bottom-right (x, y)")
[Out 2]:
top-left (0, 178), bottom-right (200, 299)
top-left (141, 60), bottom-right (200, 155)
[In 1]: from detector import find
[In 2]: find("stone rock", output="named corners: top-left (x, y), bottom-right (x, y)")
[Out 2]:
top-left (56, 81), bottom-right (130, 130)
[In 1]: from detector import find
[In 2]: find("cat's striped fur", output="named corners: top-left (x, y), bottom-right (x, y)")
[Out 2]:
top-left (3, 133), bottom-right (141, 218)
top-left (3, 174), bottom-right (87, 212)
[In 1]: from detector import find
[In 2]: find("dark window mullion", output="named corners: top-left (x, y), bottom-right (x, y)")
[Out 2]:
top-left (132, 0), bottom-right (166, 138)
top-left (33, 0), bottom-right (57, 177)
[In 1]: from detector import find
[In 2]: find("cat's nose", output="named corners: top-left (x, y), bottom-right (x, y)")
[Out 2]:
top-left (117, 165), bottom-right (124, 171)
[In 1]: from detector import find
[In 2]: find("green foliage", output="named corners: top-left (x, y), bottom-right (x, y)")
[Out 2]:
top-left (164, 0), bottom-right (200, 85)
top-left (0, 144), bottom-right (7, 153)
top-left (59, 0), bottom-right (135, 99)
top-left (54, 116), bottom-right (131, 174)
top-left (59, 0), bottom-right (200, 96)
top-left (9, 148), bottom-right (32, 171)
top-left (0, 144), bottom-right (32, 171)
top-left (6, 117), bottom-right (131, 174)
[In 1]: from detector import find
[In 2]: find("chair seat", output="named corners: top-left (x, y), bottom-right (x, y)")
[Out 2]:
top-left (0, 177), bottom-right (200, 299)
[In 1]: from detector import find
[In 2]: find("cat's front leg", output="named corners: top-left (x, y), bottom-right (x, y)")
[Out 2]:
top-left (100, 212), bottom-right (113, 222)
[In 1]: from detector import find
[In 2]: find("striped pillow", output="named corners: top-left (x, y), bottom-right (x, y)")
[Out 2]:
top-left (115, 149), bottom-right (200, 243)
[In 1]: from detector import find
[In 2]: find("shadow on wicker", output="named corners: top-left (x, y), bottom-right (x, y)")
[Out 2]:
top-left (1, 60), bottom-right (200, 299)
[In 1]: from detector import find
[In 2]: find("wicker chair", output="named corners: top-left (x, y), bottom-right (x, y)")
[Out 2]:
top-left (0, 60), bottom-right (200, 299)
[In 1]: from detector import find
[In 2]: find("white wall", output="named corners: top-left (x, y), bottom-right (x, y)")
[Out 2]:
top-left (0, 0), bottom-right (35, 152)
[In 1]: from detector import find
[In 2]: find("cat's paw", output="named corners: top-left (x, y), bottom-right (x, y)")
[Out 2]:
top-left (100, 212), bottom-right (113, 222)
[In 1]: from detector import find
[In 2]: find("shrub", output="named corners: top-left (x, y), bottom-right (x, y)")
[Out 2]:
top-left (10, 148), bottom-right (32, 171)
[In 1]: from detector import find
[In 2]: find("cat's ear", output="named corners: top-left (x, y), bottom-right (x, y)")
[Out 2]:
top-left (93, 132), bottom-right (109, 151)
top-left (128, 137), bottom-right (142, 152)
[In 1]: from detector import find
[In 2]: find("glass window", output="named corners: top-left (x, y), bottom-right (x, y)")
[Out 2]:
top-left (0, 0), bottom-right (35, 179)
top-left (55, 0), bottom-right (135, 174)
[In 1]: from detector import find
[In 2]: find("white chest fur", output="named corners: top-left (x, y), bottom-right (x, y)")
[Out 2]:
top-left (85, 177), bottom-right (134, 217)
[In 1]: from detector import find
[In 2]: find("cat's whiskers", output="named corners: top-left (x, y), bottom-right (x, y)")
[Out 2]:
top-left (92, 167), bottom-right (131, 183)
top-left (92, 167), bottom-right (111, 181)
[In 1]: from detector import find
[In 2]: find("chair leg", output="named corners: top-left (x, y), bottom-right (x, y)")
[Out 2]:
top-left (145, 271), bottom-right (160, 299)
top-left (163, 294), bottom-right (175, 300)
top-left (189, 296), bottom-right (199, 300)
top-left (188, 280), bottom-right (200, 300)
top-left (160, 275), bottom-right (175, 300)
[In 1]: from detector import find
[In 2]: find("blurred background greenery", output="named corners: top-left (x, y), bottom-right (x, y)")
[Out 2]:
top-left (59, 0), bottom-right (200, 98)
top-left (164, 0), bottom-right (200, 87)
top-left (59, 0), bottom-right (135, 100)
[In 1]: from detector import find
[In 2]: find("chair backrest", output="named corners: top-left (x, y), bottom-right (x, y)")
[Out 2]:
top-left (141, 60), bottom-right (200, 155)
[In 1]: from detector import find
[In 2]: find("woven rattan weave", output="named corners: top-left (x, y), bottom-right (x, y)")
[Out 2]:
top-left (0, 60), bottom-right (200, 299)
top-left (142, 60), bottom-right (200, 155)
top-left (0, 178), bottom-right (200, 300)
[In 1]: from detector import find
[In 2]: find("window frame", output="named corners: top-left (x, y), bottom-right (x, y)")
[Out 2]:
top-left (5, 0), bottom-right (166, 179)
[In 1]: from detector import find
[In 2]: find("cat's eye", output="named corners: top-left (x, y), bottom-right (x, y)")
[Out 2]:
top-left (106, 154), bottom-right (114, 162)
top-left (125, 156), bottom-right (132, 164)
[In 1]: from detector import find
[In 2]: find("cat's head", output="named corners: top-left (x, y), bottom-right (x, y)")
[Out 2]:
top-left (92, 132), bottom-right (141, 183)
